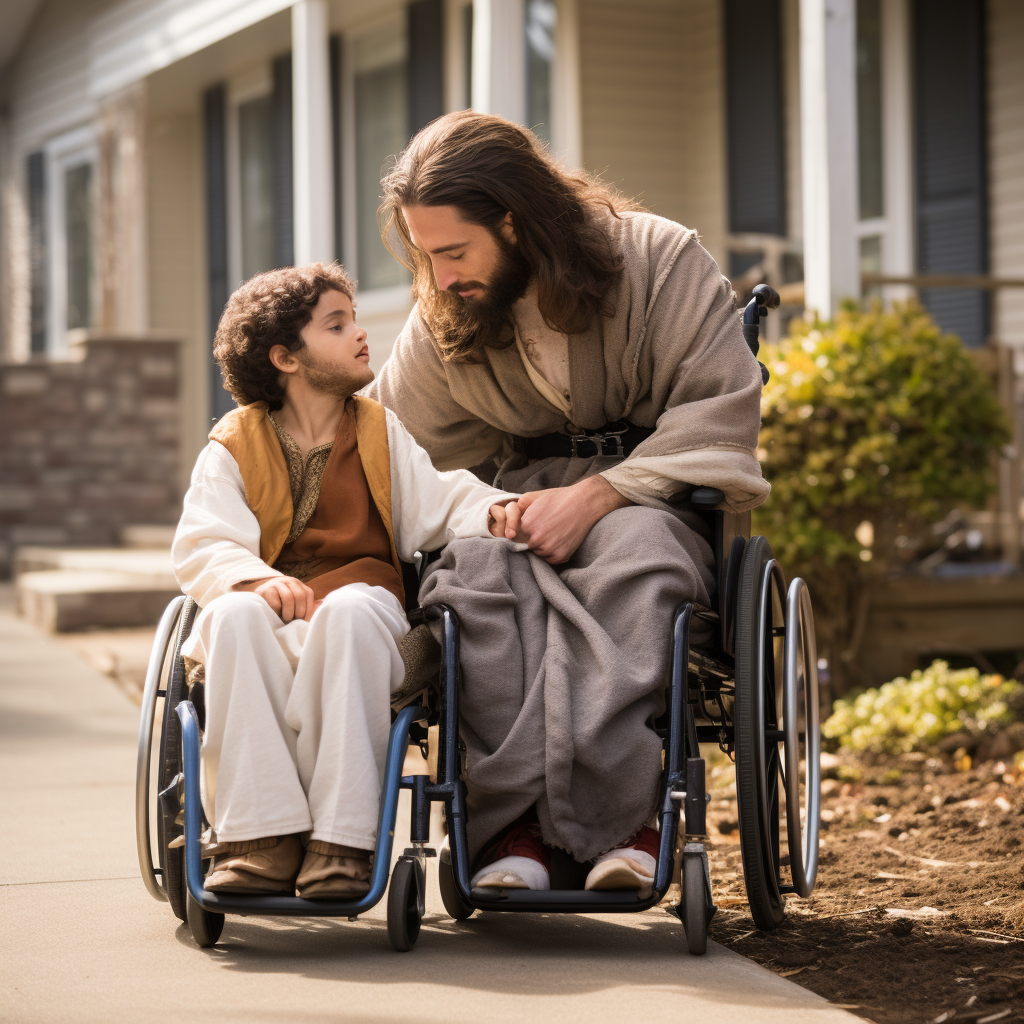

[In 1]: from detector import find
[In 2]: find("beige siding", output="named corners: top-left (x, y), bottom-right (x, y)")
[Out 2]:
top-left (146, 107), bottom-right (207, 495)
top-left (988, 0), bottom-right (1024, 347)
top-left (578, 0), bottom-right (727, 266)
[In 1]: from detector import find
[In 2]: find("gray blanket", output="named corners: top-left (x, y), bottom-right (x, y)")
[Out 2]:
top-left (419, 456), bottom-right (715, 864)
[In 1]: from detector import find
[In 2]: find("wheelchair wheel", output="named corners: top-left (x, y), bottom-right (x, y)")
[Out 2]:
top-left (734, 536), bottom-right (787, 931)
top-left (387, 858), bottom-right (424, 951)
top-left (438, 839), bottom-right (473, 921)
top-left (186, 889), bottom-right (224, 948)
top-left (157, 598), bottom-right (199, 923)
top-left (136, 596), bottom-right (184, 904)
top-left (681, 847), bottom-right (710, 956)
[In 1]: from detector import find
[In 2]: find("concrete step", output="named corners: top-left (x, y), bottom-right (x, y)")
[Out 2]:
top-left (16, 569), bottom-right (180, 632)
top-left (15, 546), bottom-right (173, 576)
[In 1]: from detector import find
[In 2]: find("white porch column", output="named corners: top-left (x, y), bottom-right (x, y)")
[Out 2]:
top-left (799, 0), bottom-right (860, 318)
top-left (472, 0), bottom-right (526, 123)
top-left (292, 0), bottom-right (334, 266)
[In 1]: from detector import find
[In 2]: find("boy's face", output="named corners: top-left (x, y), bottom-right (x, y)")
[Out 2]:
top-left (281, 289), bottom-right (373, 399)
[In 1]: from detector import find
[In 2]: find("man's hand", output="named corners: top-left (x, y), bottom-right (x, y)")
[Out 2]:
top-left (502, 475), bottom-right (633, 564)
top-left (233, 575), bottom-right (316, 623)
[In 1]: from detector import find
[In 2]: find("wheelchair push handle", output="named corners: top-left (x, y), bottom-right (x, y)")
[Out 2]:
top-left (741, 283), bottom-right (779, 386)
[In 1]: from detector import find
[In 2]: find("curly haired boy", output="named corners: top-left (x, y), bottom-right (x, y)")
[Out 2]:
top-left (172, 263), bottom-right (518, 897)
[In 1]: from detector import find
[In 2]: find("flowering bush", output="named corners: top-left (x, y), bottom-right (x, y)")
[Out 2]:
top-left (823, 659), bottom-right (1022, 754)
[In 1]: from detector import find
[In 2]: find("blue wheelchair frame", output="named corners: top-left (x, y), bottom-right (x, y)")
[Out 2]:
top-left (175, 700), bottom-right (428, 919)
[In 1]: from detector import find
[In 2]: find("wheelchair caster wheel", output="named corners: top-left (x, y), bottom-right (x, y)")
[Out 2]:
top-left (681, 849), bottom-right (711, 956)
top-left (186, 890), bottom-right (224, 948)
top-left (387, 858), bottom-right (424, 951)
top-left (438, 841), bottom-right (473, 921)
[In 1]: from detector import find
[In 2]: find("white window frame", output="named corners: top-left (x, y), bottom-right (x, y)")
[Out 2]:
top-left (226, 64), bottom-right (275, 292)
top-left (44, 126), bottom-right (98, 356)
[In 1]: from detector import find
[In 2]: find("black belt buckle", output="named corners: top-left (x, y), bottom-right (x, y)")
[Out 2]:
top-left (570, 421), bottom-right (628, 458)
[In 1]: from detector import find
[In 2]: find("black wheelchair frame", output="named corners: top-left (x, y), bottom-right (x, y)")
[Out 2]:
top-left (136, 284), bottom-right (822, 953)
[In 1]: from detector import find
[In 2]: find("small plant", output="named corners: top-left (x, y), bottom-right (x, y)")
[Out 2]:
top-left (823, 659), bottom-right (1022, 755)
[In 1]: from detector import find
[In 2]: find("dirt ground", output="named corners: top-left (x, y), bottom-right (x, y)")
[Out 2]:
top-left (703, 748), bottom-right (1024, 1024)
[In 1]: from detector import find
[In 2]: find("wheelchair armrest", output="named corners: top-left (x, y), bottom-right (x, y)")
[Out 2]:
top-left (689, 486), bottom-right (725, 509)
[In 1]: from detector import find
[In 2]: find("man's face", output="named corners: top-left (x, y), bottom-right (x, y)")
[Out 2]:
top-left (288, 289), bottom-right (373, 398)
top-left (402, 204), bottom-right (531, 321)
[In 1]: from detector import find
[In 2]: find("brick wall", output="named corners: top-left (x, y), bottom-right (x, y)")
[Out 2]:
top-left (0, 335), bottom-right (180, 577)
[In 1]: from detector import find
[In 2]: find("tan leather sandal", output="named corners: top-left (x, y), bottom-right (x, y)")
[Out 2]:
top-left (204, 834), bottom-right (304, 894)
top-left (295, 840), bottom-right (372, 899)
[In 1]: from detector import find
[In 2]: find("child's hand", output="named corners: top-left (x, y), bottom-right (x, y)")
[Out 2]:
top-left (488, 500), bottom-right (526, 542)
top-left (234, 576), bottom-right (316, 622)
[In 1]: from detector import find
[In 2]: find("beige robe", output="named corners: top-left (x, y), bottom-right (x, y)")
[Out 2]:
top-left (367, 210), bottom-right (769, 513)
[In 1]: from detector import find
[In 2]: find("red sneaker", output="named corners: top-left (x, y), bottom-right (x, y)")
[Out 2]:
top-left (584, 825), bottom-right (660, 894)
top-left (471, 823), bottom-right (552, 891)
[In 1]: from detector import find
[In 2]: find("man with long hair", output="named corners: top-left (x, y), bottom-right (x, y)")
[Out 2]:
top-left (368, 111), bottom-right (769, 894)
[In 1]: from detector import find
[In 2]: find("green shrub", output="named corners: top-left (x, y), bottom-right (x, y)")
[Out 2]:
top-left (823, 659), bottom-right (1022, 755)
top-left (755, 302), bottom-right (1008, 571)
top-left (753, 303), bottom-right (1009, 689)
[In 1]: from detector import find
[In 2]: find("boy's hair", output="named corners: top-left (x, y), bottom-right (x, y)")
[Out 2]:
top-left (214, 263), bottom-right (355, 409)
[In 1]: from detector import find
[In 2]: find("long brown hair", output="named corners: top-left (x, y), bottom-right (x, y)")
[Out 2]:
top-left (379, 111), bottom-right (639, 362)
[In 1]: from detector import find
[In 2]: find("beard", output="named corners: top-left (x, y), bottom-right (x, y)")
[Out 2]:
top-left (444, 234), bottom-right (532, 343)
top-left (296, 349), bottom-right (373, 399)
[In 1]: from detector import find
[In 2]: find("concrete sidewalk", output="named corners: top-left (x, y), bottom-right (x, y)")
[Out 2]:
top-left (0, 593), bottom-right (860, 1024)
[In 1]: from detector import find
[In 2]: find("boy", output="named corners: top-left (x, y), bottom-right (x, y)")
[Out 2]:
top-left (172, 263), bottom-right (518, 898)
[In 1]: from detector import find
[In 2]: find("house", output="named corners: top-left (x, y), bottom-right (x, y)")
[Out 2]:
top-left (1, 0), bottom-right (1021, 580)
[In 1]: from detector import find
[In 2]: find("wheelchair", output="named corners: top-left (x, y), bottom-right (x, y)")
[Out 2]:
top-left (135, 284), bottom-right (821, 954)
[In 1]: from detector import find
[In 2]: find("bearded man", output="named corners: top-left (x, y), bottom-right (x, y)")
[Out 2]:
top-left (367, 110), bottom-right (769, 895)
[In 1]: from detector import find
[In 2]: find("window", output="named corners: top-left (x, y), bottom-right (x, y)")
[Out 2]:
top-left (237, 94), bottom-right (275, 281)
top-left (525, 0), bottom-right (556, 143)
top-left (352, 18), bottom-right (409, 291)
top-left (36, 127), bottom-right (98, 355)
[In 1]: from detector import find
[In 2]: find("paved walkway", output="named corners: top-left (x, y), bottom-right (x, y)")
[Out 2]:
top-left (0, 595), bottom-right (859, 1024)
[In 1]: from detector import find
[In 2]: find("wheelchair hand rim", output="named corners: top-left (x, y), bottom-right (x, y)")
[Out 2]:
top-left (783, 578), bottom-right (821, 897)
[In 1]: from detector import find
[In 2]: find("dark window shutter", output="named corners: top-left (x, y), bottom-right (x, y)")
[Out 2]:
top-left (724, 0), bottom-right (786, 236)
top-left (204, 83), bottom-right (234, 420)
top-left (271, 54), bottom-right (294, 269)
top-left (27, 151), bottom-right (47, 355)
top-left (330, 34), bottom-right (343, 263)
top-left (913, 0), bottom-right (987, 347)
top-left (408, 0), bottom-right (444, 138)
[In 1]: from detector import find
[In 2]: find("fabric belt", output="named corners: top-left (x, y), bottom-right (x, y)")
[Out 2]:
top-left (512, 420), bottom-right (655, 460)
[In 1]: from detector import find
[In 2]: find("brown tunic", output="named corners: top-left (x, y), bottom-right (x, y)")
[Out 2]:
top-left (271, 407), bottom-right (404, 605)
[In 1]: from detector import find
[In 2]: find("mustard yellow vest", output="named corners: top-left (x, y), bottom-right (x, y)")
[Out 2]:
top-left (208, 396), bottom-right (402, 579)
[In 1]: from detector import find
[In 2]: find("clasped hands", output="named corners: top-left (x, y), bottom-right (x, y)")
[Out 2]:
top-left (488, 474), bottom-right (631, 565)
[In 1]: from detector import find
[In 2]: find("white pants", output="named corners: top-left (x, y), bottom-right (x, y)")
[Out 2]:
top-left (181, 583), bottom-right (409, 849)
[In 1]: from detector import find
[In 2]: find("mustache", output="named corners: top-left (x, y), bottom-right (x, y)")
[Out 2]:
top-left (446, 281), bottom-right (486, 294)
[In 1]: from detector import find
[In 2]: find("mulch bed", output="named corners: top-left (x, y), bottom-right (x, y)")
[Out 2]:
top-left (702, 749), bottom-right (1024, 1024)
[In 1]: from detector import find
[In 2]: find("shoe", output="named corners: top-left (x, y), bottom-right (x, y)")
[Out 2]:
top-left (470, 823), bottom-right (551, 891)
top-left (204, 834), bottom-right (304, 893)
top-left (584, 825), bottom-right (660, 895)
top-left (295, 841), bottom-right (372, 899)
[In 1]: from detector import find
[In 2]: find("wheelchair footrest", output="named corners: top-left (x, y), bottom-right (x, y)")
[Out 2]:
top-left (471, 887), bottom-right (647, 906)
